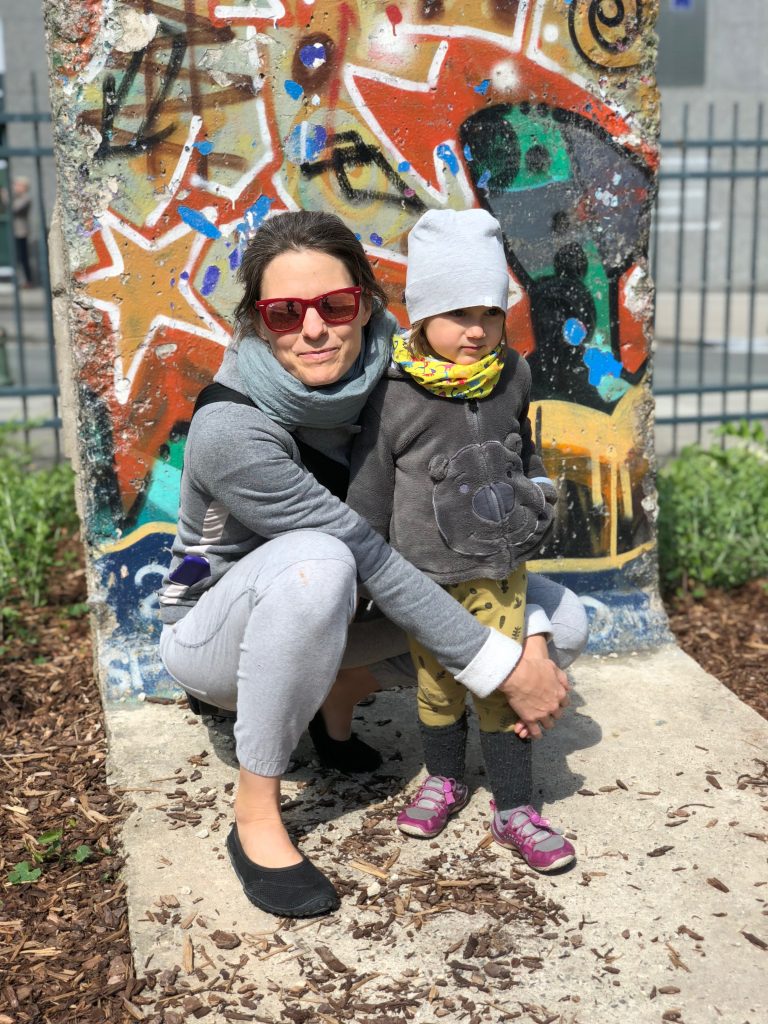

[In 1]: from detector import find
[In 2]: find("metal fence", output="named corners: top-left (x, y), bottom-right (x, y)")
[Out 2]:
top-left (1, 100), bottom-right (767, 465)
top-left (0, 82), bottom-right (60, 463)
top-left (652, 102), bottom-right (768, 460)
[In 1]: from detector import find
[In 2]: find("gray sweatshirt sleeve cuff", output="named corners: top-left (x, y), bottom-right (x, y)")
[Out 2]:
top-left (525, 603), bottom-right (553, 639)
top-left (454, 630), bottom-right (522, 699)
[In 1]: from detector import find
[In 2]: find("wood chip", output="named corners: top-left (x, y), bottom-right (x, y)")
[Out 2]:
top-left (741, 931), bottom-right (767, 950)
top-left (210, 930), bottom-right (241, 949)
top-left (315, 945), bottom-right (348, 973)
top-left (705, 774), bottom-right (722, 790)
top-left (706, 877), bottom-right (730, 893)
top-left (665, 943), bottom-right (691, 973)
top-left (182, 933), bottom-right (194, 973)
top-left (647, 845), bottom-right (674, 858)
top-left (121, 998), bottom-right (144, 1021)
top-left (348, 859), bottom-right (389, 880)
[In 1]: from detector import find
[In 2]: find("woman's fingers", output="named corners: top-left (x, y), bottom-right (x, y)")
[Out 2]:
top-left (499, 657), bottom-right (566, 722)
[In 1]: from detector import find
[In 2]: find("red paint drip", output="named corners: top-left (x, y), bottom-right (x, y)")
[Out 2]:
top-left (385, 4), bottom-right (403, 35)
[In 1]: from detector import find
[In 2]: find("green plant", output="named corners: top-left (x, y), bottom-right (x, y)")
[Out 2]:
top-left (6, 825), bottom-right (95, 884)
top-left (0, 425), bottom-right (80, 607)
top-left (7, 861), bottom-right (42, 884)
top-left (657, 421), bottom-right (768, 594)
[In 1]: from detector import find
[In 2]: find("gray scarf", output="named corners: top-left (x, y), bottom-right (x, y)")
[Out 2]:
top-left (235, 308), bottom-right (399, 463)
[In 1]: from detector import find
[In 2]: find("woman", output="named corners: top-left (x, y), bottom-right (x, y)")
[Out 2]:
top-left (158, 211), bottom-right (584, 919)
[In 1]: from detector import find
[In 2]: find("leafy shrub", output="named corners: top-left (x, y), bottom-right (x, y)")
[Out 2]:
top-left (657, 421), bottom-right (768, 594)
top-left (0, 427), bottom-right (80, 607)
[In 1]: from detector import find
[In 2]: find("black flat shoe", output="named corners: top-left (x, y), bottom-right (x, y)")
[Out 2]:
top-left (308, 711), bottom-right (383, 773)
top-left (226, 824), bottom-right (339, 918)
top-left (185, 692), bottom-right (236, 720)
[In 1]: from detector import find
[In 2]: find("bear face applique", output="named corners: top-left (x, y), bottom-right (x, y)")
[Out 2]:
top-left (428, 440), bottom-right (555, 560)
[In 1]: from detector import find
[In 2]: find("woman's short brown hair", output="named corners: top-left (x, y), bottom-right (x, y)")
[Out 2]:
top-left (233, 211), bottom-right (388, 340)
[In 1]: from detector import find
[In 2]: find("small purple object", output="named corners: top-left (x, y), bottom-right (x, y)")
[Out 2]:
top-left (168, 555), bottom-right (211, 587)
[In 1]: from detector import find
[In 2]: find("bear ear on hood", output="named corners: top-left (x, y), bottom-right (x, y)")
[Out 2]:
top-left (428, 455), bottom-right (449, 482)
top-left (504, 432), bottom-right (523, 455)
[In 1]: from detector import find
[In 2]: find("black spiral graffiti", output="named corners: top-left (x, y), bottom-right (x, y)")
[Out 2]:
top-left (568, 0), bottom-right (645, 70)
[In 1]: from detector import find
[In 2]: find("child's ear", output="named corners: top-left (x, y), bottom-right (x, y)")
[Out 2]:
top-left (504, 432), bottom-right (523, 455)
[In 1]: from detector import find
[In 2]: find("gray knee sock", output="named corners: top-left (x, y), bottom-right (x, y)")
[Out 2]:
top-left (420, 715), bottom-right (468, 781)
top-left (479, 730), bottom-right (533, 812)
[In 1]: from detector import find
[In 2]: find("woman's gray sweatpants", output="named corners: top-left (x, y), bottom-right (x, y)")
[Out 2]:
top-left (159, 530), bottom-right (587, 777)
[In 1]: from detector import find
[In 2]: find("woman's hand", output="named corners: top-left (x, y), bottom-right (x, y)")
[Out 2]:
top-left (497, 635), bottom-right (570, 739)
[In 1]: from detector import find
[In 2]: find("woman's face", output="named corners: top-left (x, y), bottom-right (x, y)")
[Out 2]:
top-left (257, 249), bottom-right (371, 387)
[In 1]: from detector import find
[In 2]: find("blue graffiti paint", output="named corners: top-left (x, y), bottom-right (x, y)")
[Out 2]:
top-left (180, 271), bottom-right (190, 281)
top-left (284, 79), bottom-right (304, 100)
top-left (229, 247), bottom-right (241, 271)
top-left (237, 195), bottom-right (273, 236)
top-left (299, 42), bottom-right (327, 68)
top-left (477, 169), bottom-right (491, 189)
top-left (201, 265), bottom-right (220, 296)
top-left (583, 346), bottom-right (623, 385)
top-left (436, 144), bottom-right (459, 175)
top-left (193, 140), bottom-right (213, 155)
top-left (369, 233), bottom-right (383, 246)
top-left (177, 206), bottom-right (221, 239)
top-left (463, 144), bottom-right (473, 162)
top-left (474, 79), bottom-right (490, 95)
top-left (563, 318), bottom-right (587, 346)
top-left (285, 122), bottom-right (328, 164)
top-left (582, 346), bottom-right (630, 401)
top-left (398, 160), bottom-right (411, 172)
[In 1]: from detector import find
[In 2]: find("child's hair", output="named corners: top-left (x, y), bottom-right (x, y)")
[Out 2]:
top-left (406, 315), bottom-right (508, 359)
top-left (233, 210), bottom-right (388, 340)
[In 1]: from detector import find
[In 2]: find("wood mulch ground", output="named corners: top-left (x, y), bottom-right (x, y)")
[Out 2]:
top-left (1, 547), bottom-right (766, 1023)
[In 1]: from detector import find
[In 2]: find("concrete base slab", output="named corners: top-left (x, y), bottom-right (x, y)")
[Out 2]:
top-left (106, 647), bottom-right (768, 1023)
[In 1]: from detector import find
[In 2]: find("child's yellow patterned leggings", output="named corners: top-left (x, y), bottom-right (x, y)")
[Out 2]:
top-left (409, 567), bottom-right (527, 734)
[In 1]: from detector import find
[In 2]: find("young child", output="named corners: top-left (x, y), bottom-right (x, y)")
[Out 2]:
top-left (347, 209), bottom-right (576, 872)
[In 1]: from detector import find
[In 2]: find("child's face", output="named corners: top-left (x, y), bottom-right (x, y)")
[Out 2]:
top-left (423, 306), bottom-right (505, 364)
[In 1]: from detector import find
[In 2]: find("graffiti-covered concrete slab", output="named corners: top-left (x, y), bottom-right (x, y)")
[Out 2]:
top-left (43, 1), bottom-right (666, 700)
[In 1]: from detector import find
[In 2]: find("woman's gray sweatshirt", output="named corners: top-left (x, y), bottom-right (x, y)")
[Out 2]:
top-left (158, 342), bottom-right (526, 699)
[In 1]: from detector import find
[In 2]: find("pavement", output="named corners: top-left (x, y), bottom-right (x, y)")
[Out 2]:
top-left (105, 645), bottom-right (768, 1024)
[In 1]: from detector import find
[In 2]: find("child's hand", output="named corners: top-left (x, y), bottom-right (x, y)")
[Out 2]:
top-left (514, 721), bottom-right (531, 740)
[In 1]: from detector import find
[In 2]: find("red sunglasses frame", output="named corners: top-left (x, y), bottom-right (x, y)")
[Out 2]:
top-left (254, 286), bottom-right (362, 334)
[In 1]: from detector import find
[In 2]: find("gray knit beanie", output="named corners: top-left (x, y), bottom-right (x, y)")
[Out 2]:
top-left (405, 208), bottom-right (509, 324)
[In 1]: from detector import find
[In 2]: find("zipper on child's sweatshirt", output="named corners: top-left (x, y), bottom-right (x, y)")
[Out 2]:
top-left (465, 398), bottom-right (481, 442)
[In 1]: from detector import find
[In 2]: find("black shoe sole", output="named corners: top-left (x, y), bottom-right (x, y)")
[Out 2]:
top-left (185, 692), bottom-right (236, 720)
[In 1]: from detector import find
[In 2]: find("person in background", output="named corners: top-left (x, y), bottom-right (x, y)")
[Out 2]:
top-left (12, 178), bottom-right (33, 288)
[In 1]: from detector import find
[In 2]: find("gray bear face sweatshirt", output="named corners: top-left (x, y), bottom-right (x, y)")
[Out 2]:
top-left (346, 350), bottom-right (557, 585)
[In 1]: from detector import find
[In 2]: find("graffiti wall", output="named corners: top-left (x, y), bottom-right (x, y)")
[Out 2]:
top-left (44, 0), bottom-right (666, 700)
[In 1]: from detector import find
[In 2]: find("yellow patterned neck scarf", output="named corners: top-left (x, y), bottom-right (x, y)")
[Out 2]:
top-left (393, 335), bottom-right (505, 400)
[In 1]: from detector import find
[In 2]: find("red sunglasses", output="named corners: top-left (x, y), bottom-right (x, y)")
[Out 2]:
top-left (254, 286), bottom-right (362, 334)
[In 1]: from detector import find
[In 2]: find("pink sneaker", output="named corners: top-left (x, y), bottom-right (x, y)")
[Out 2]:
top-left (490, 802), bottom-right (575, 872)
top-left (397, 775), bottom-right (469, 838)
